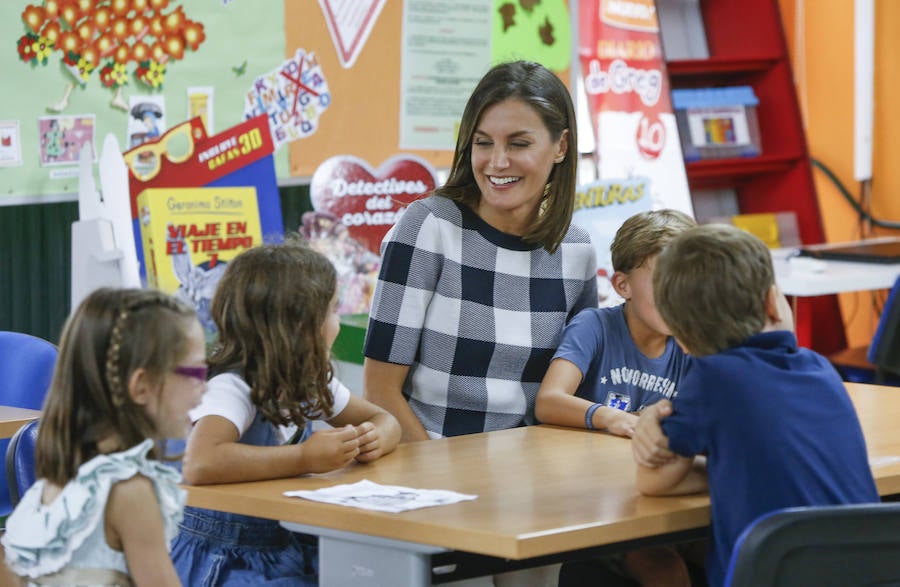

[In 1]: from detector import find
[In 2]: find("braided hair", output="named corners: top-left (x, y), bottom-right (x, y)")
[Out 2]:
top-left (36, 288), bottom-right (197, 485)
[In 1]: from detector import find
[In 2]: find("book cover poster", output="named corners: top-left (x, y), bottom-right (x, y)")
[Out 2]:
top-left (137, 186), bottom-right (262, 334)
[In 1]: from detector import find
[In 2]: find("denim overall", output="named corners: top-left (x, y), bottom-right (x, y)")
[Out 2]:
top-left (170, 413), bottom-right (317, 586)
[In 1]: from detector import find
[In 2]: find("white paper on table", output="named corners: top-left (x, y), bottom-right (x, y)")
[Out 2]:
top-left (284, 479), bottom-right (477, 513)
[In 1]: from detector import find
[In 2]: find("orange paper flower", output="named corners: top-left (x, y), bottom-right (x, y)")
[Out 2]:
top-left (95, 33), bottom-right (117, 57)
top-left (162, 34), bottom-right (184, 60)
top-left (131, 40), bottom-right (149, 62)
top-left (182, 21), bottom-right (204, 51)
top-left (149, 41), bottom-right (167, 63)
top-left (110, 16), bottom-right (129, 41)
top-left (109, 0), bottom-right (129, 18)
top-left (59, 1), bottom-right (79, 26)
top-left (57, 30), bottom-right (81, 54)
top-left (41, 21), bottom-right (61, 45)
top-left (162, 6), bottom-right (185, 34)
top-left (130, 15), bottom-right (149, 38)
top-left (44, 0), bottom-right (60, 19)
top-left (112, 43), bottom-right (129, 63)
top-left (148, 14), bottom-right (164, 37)
top-left (93, 6), bottom-right (111, 30)
top-left (21, 5), bottom-right (46, 33)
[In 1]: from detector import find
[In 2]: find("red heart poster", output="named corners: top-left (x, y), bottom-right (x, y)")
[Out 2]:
top-left (306, 154), bottom-right (436, 315)
top-left (309, 154), bottom-right (437, 255)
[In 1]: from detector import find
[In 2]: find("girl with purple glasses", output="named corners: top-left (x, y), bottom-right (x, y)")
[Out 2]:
top-left (3, 287), bottom-right (207, 586)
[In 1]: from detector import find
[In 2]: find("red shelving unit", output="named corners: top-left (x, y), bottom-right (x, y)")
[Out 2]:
top-left (660, 0), bottom-right (846, 354)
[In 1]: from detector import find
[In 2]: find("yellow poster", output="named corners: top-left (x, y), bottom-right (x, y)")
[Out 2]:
top-left (137, 186), bottom-right (262, 332)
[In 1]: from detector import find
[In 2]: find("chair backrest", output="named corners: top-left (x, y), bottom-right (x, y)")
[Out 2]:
top-left (724, 503), bottom-right (900, 587)
top-left (0, 331), bottom-right (58, 410)
top-left (0, 331), bottom-right (56, 516)
top-left (868, 274), bottom-right (900, 383)
top-left (5, 419), bottom-right (39, 507)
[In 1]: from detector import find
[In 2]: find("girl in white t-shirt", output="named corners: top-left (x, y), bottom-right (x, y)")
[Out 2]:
top-left (3, 288), bottom-right (207, 587)
top-left (170, 240), bottom-right (400, 587)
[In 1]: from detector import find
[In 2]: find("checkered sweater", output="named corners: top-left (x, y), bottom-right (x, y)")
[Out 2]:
top-left (364, 196), bottom-right (598, 438)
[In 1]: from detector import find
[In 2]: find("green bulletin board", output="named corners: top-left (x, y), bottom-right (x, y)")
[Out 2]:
top-left (0, 0), bottom-right (573, 204)
top-left (0, 0), bottom-right (288, 202)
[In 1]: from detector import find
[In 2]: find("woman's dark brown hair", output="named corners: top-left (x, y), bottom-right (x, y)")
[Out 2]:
top-left (436, 60), bottom-right (578, 253)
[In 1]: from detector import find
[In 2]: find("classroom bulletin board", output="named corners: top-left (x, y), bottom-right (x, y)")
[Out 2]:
top-left (0, 0), bottom-right (287, 202)
top-left (285, 0), bottom-right (571, 178)
top-left (1, 0), bottom-right (572, 202)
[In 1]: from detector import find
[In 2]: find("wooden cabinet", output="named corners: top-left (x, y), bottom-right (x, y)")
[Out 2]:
top-left (659, 0), bottom-right (846, 353)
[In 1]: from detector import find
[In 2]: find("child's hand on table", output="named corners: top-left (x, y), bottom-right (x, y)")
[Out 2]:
top-left (632, 400), bottom-right (677, 468)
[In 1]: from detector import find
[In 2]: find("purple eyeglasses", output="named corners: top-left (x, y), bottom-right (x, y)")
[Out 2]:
top-left (173, 365), bottom-right (209, 382)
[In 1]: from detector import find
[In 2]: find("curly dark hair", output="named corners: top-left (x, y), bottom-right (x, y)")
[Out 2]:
top-left (208, 239), bottom-right (337, 427)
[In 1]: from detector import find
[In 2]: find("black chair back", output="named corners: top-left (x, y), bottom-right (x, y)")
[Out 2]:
top-left (725, 503), bottom-right (900, 587)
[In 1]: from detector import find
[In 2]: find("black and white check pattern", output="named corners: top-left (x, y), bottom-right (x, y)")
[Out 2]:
top-left (365, 196), bottom-right (598, 438)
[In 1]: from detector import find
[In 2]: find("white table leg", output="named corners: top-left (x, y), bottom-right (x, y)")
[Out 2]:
top-left (283, 522), bottom-right (447, 586)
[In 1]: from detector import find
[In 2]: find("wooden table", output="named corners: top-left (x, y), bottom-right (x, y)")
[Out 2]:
top-left (185, 382), bottom-right (900, 585)
top-left (0, 407), bottom-right (40, 439)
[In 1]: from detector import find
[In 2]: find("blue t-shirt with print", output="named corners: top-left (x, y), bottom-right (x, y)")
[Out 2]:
top-left (552, 304), bottom-right (690, 412)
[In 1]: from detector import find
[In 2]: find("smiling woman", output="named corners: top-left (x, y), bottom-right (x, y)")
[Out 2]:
top-left (363, 61), bottom-right (597, 445)
top-left (362, 60), bottom-right (597, 587)
top-left (470, 98), bottom-right (568, 235)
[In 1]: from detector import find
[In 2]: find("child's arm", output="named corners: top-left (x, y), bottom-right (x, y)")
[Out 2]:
top-left (632, 405), bottom-right (708, 496)
top-left (182, 416), bottom-right (362, 484)
top-left (631, 400), bottom-right (678, 467)
top-left (364, 358), bottom-right (431, 442)
top-left (327, 394), bottom-right (401, 463)
top-left (535, 358), bottom-right (638, 437)
top-left (635, 455), bottom-right (708, 496)
top-left (107, 476), bottom-right (181, 587)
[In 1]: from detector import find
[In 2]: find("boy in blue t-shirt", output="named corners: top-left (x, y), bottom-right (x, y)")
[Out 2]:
top-left (537, 209), bottom-right (698, 587)
top-left (536, 209), bottom-right (695, 436)
top-left (633, 224), bottom-right (880, 587)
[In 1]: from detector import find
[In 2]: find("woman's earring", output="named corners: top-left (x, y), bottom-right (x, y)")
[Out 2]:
top-left (543, 182), bottom-right (551, 198)
top-left (554, 155), bottom-right (564, 164)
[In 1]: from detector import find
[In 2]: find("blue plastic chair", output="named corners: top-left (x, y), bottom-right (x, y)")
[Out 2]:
top-left (5, 419), bottom-right (39, 506)
top-left (0, 331), bottom-right (57, 516)
top-left (724, 503), bottom-right (900, 587)
top-left (830, 274), bottom-right (900, 385)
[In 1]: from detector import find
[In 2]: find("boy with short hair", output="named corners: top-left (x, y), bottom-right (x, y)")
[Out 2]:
top-left (536, 208), bottom-right (695, 435)
top-left (537, 209), bottom-right (697, 587)
top-left (633, 224), bottom-right (879, 587)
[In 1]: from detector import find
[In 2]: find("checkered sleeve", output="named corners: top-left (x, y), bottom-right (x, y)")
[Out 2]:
top-left (364, 199), bottom-right (444, 365)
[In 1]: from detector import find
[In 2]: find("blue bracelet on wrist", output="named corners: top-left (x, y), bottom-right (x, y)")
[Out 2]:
top-left (584, 403), bottom-right (602, 430)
